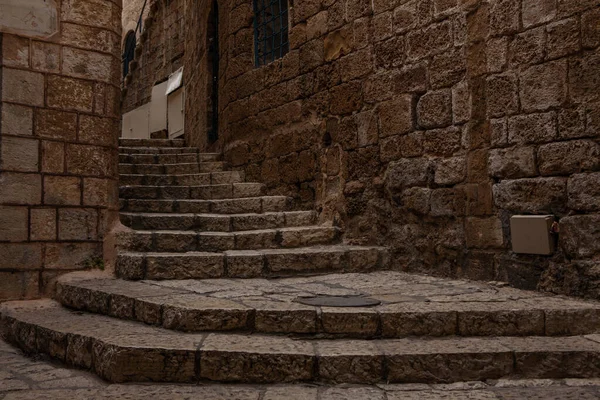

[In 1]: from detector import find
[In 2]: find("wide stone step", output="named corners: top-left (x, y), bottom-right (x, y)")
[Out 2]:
top-left (119, 182), bottom-right (265, 200)
top-left (3, 300), bottom-right (600, 384)
top-left (116, 245), bottom-right (386, 279)
top-left (120, 210), bottom-right (317, 231)
top-left (120, 171), bottom-right (245, 186)
top-left (119, 147), bottom-right (207, 155)
top-left (119, 162), bottom-right (226, 175)
top-left (119, 153), bottom-right (220, 164)
top-left (119, 138), bottom-right (185, 147)
top-left (116, 226), bottom-right (340, 252)
top-left (55, 272), bottom-right (600, 337)
top-left (120, 196), bottom-right (292, 214)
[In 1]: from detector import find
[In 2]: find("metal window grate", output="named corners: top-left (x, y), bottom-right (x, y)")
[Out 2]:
top-left (253, 0), bottom-right (289, 66)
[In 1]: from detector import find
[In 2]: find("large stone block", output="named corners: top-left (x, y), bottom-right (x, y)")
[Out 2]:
top-left (58, 208), bottom-right (98, 241)
top-left (582, 8), bottom-right (600, 49)
top-left (406, 20), bottom-right (452, 61)
top-left (486, 73), bottom-right (518, 118)
top-left (493, 177), bottom-right (567, 214)
top-left (520, 60), bottom-right (567, 112)
top-left (546, 17), bottom-right (581, 59)
top-left (0, 206), bottom-right (29, 242)
top-left (61, 0), bottom-right (118, 31)
top-left (560, 215), bottom-right (600, 259)
top-left (41, 141), bottom-right (65, 173)
top-left (2, 68), bottom-right (45, 106)
top-left (424, 126), bottom-right (462, 156)
top-left (522, 0), bottom-right (556, 28)
top-left (569, 50), bottom-right (600, 104)
top-left (1, 104), bottom-right (33, 136)
top-left (434, 156), bottom-right (466, 185)
top-left (538, 140), bottom-right (600, 176)
top-left (510, 26), bottom-right (545, 67)
top-left (568, 172), bottom-right (600, 211)
top-left (417, 90), bottom-right (452, 129)
top-left (329, 81), bottom-right (362, 115)
top-left (66, 144), bottom-right (114, 177)
top-left (378, 95), bottom-right (414, 137)
top-left (489, 0), bottom-right (520, 35)
top-left (508, 112), bottom-right (557, 144)
top-left (30, 208), bottom-right (57, 241)
top-left (2, 34), bottom-right (29, 68)
top-left (47, 75), bottom-right (94, 112)
top-left (465, 217), bottom-right (504, 249)
top-left (79, 115), bottom-right (118, 147)
top-left (44, 176), bottom-right (81, 206)
top-left (488, 147), bottom-right (537, 179)
top-left (0, 136), bottom-right (39, 172)
top-left (0, 243), bottom-right (42, 270)
top-left (31, 41), bottom-right (61, 73)
top-left (62, 46), bottom-right (115, 83)
top-left (385, 158), bottom-right (432, 193)
top-left (0, 172), bottom-right (41, 205)
top-left (35, 109), bottom-right (78, 140)
top-left (430, 188), bottom-right (466, 216)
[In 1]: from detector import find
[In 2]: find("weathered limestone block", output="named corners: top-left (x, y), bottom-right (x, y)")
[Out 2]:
top-left (417, 90), bottom-right (452, 128)
top-left (520, 61), bottom-right (568, 112)
top-left (560, 215), bottom-right (600, 259)
top-left (568, 173), bottom-right (600, 212)
top-left (385, 158), bottom-right (431, 193)
top-left (508, 112), bottom-right (557, 144)
top-left (316, 341), bottom-right (383, 383)
top-left (493, 177), bottom-right (567, 214)
top-left (465, 217), bottom-right (504, 249)
top-left (538, 140), bottom-right (600, 176)
top-left (488, 147), bottom-right (537, 179)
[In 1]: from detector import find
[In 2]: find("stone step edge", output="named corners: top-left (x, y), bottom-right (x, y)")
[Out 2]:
top-left (2, 300), bottom-right (600, 384)
top-left (55, 276), bottom-right (600, 338)
top-left (115, 245), bottom-right (388, 280)
top-left (119, 196), bottom-right (293, 214)
top-left (115, 226), bottom-right (342, 253)
top-left (120, 211), bottom-right (317, 231)
top-left (119, 162), bottom-right (226, 167)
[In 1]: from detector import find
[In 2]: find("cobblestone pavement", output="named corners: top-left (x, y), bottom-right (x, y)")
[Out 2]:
top-left (2, 337), bottom-right (600, 399)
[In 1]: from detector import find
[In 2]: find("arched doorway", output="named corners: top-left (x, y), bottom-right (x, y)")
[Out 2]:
top-left (122, 30), bottom-right (136, 79)
top-left (206, 0), bottom-right (219, 143)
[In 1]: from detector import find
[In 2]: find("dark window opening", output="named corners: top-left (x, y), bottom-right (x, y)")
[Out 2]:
top-left (253, 0), bottom-right (289, 66)
top-left (122, 30), bottom-right (136, 78)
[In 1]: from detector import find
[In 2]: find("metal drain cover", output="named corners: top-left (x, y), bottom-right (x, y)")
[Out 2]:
top-left (294, 296), bottom-right (381, 307)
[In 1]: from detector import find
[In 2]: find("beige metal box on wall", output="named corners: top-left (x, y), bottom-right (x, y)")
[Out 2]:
top-left (510, 215), bottom-right (556, 255)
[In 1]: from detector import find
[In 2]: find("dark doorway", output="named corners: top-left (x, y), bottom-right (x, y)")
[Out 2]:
top-left (207, 0), bottom-right (219, 143)
top-left (122, 30), bottom-right (136, 79)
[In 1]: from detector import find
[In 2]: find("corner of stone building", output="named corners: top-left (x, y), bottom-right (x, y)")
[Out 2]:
top-left (0, 0), bottom-right (123, 302)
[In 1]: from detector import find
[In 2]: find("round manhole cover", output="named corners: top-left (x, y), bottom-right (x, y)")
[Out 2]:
top-left (294, 296), bottom-right (381, 307)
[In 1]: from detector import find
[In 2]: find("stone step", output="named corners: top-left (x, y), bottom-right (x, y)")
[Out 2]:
top-left (3, 300), bottom-right (600, 384)
top-left (120, 210), bottom-right (317, 231)
top-left (119, 162), bottom-right (226, 175)
top-left (116, 245), bottom-right (387, 280)
top-left (119, 138), bottom-right (185, 147)
top-left (119, 153), bottom-right (220, 164)
top-left (120, 171), bottom-right (245, 186)
top-left (119, 182), bottom-right (265, 200)
top-left (116, 226), bottom-right (341, 252)
top-left (55, 272), bottom-right (600, 337)
top-left (120, 196), bottom-right (292, 214)
top-left (119, 147), bottom-right (208, 155)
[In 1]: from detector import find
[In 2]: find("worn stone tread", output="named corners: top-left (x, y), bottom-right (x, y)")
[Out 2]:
top-left (116, 226), bottom-right (341, 252)
top-left (119, 182), bottom-right (265, 200)
top-left (119, 153), bottom-right (220, 164)
top-left (115, 245), bottom-right (388, 279)
top-left (55, 273), bottom-right (600, 337)
top-left (119, 147), bottom-right (208, 155)
top-left (120, 211), bottom-right (317, 231)
top-left (120, 171), bottom-right (246, 186)
top-left (3, 299), bottom-right (600, 384)
top-left (119, 139), bottom-right (185, 147)
top-left (119, 162), bottom-right (226, 175)
top-left (120, 196), bottom-right (292, 214)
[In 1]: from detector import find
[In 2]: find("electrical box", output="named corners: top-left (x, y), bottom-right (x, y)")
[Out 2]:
top-left (510, 215), bottom-right (555, 255)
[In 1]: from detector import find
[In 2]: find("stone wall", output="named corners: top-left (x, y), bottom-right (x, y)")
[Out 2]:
top-left (182, 0), bottom-right (600, 298)
top-left (122, 0), bottom-right (151, 43)
top-left (122, 0), bottom-right (185, 113)
top-left (0, 0), bottom-right (122, 301)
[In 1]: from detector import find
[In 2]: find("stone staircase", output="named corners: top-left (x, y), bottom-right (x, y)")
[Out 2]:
top-left (2, 138), bottom-right (600, 385)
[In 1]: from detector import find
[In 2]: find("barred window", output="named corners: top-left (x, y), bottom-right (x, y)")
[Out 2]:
top-left (253, 0), bottom-right (289, 66)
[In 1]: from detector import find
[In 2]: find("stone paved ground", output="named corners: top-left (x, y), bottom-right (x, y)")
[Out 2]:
top-left (2, 337), bottom-right (600, 399)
